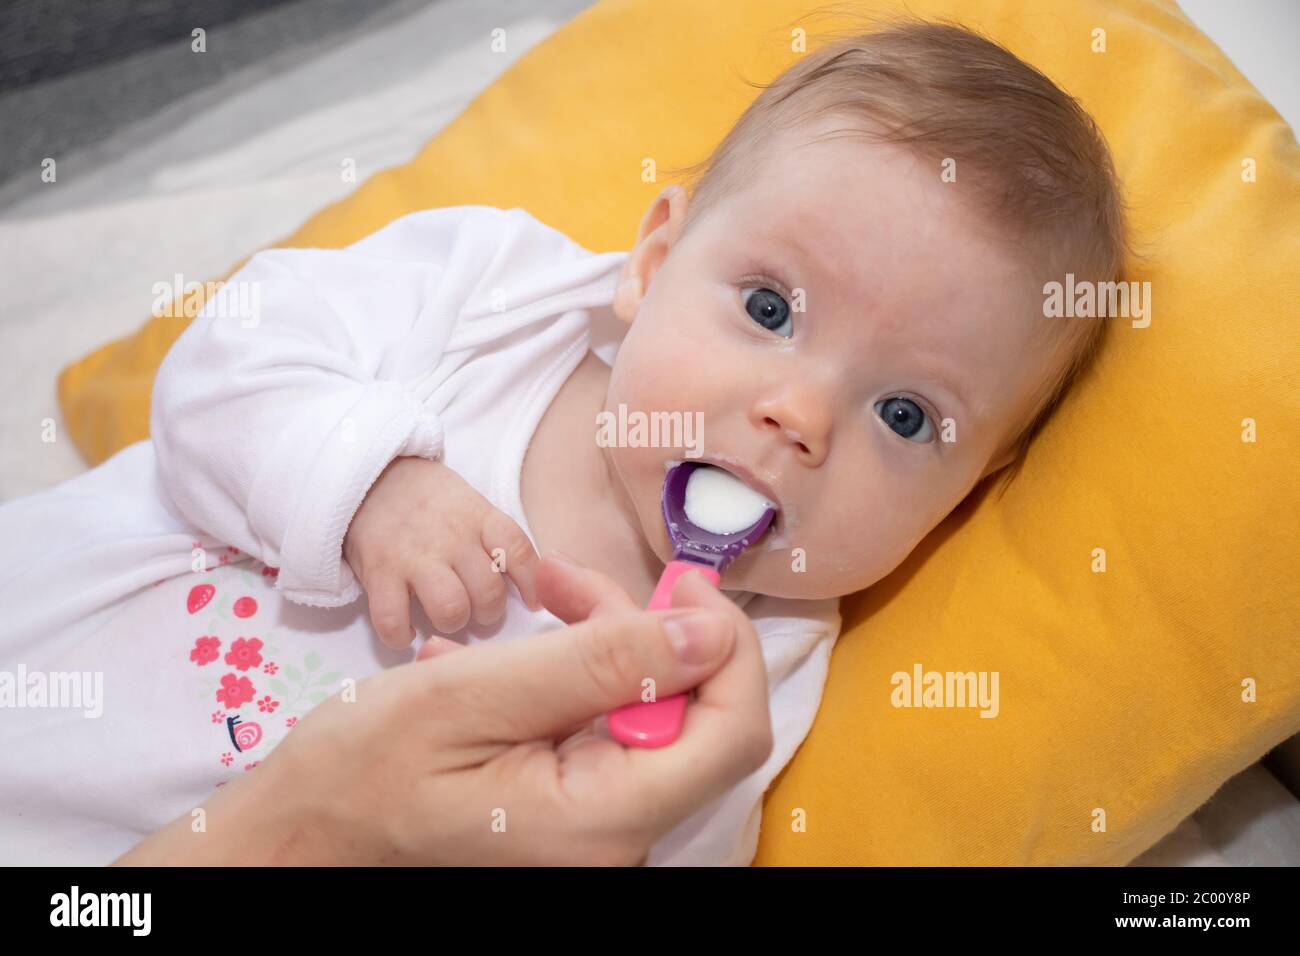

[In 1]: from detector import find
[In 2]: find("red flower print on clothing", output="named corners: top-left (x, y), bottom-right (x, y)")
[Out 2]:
top-left (233, 596), bottom-right (258, 618)
top-left (244, 761), bottom-right (260, 772)
top-left (221, 753), bottom-right (233, 767)
top-left (211, 710), bottom-right (225, 724)
top-left (190, 635), bottom-right (221, 666)
top-left (187, 583), bottom-right (215, 614)
top-left (256, 695), bottom-right (279, 714)
top-left (218, 554), bottom-right (229, 566)
top-left (261, 566), bottom-right (280, 579)
top-left (285, 717), bottom-right (298, 728)
top-left (216, 673), bottom-right (255, 709)
top-left (225, 637), bottom-right (264, 671)
top-left (262, 662), bottom-right (278, 675)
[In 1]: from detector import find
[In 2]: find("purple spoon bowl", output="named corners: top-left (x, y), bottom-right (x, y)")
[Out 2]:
top-left (661, 460), bottom-right (777, 573)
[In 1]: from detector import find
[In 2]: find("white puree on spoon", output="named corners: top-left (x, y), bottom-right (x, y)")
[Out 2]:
top-left (682, 465), bottom-right (775, 534)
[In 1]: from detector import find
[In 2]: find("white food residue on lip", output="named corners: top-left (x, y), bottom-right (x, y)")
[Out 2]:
top-left (683, 465), bottom-right (775, 534)
top-left (763, 500), bottom-right (797, 550)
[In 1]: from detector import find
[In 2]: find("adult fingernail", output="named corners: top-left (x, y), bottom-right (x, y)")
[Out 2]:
top-left (663, 610), bottom-right (729, 665)
top-left (678, 568), bottom-right (711, 588)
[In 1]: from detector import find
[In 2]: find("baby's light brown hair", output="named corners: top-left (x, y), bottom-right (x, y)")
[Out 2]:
top-left (667, 15), bottom-right (1129, 494)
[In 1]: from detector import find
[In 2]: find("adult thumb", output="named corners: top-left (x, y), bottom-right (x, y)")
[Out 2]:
top-left (427, 600), bottom-right (735, 746)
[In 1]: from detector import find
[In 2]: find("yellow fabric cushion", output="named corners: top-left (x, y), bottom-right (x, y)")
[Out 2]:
top-left (59, 0), bottom-right (1300, 864)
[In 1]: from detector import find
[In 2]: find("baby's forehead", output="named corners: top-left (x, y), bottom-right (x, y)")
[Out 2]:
top-left (725, 136), bottom-right (998, 263)
top-left (720, 190), bottom-right (1031, 333)
top-left (695, 121), bottom-right (1048, 311)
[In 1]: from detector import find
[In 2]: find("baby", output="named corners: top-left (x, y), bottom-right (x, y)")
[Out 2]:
top-left (0, 22), bottom-right (1126, 865)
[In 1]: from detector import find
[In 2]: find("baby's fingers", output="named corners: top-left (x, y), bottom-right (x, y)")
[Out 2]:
top-left (366, 574), bottom-right (415, 649)
top-left (453, 545), bottom-right (509, 627)
top-left (481, 508), bottom-right (541, 611)
top-left (413, 562), bottom-right (472, 635)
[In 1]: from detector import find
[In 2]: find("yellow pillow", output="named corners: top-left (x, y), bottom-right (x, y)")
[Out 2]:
top-left (60, 0), bottom-right (1300, 864)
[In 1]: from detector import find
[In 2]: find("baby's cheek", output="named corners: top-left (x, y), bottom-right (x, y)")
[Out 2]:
top-left (763, 510), bottom-right (905, 596)
top-left (624, 308), bottom-right (727, 402)
top-left (607, 441), bottom-right (675, 554)
top-left (608, 341), bottom-right (682, 417)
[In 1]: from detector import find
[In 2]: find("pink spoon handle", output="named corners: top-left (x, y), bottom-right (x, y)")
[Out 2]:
top-left (607, 560), bottom-right (721, 748)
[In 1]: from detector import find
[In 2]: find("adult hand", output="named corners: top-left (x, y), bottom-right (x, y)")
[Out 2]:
top-left (113, 553), bottom-right (773, 866)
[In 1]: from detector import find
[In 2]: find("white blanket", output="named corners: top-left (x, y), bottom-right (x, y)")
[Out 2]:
top-left (0, 0), bottom-right (591, 500)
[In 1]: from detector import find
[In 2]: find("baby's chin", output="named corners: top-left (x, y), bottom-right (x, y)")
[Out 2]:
top-left (720, 565), bottom-right (846, 601)
top-left (722, 542), bottom-right (883, 600)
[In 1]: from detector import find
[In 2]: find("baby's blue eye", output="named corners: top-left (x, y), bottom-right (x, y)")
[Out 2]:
top-left (741, 287), bottom-right (793, 338)
top-left (875, 397), bottom-right (934, 443)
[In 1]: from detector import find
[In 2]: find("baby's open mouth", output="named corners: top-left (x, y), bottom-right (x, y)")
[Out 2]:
top-left (677, 459), bottom-right (780, 536)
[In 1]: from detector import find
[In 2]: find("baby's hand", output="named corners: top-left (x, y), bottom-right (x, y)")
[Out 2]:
top-left (343, 456), bottom-right (542, 648)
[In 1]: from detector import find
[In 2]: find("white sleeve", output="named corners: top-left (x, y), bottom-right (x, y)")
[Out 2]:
top-left (646, 596), bottom-right (842, 866)
top-left (150, 205), bottom-right (513, 608)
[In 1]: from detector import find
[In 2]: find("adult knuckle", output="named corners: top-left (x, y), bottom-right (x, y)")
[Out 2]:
top-left (560, 808), bottom-right (649, 867)
top-left (577, 620), bottom-right (643, 701)
top-left (740, 720), bottom-right (775, 774)
top-left (587, 835), bottom-right (649, 867)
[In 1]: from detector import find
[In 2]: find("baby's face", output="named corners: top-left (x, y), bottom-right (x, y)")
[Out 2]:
top-left (605, 114), bottom-right (1056, 599)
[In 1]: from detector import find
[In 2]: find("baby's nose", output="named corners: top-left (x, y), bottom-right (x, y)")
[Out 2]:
top-left (751, 383), bottom-right (831, 465)
top-left (759, 412), bottom-right (829, 466)
top-left (763, 417), bottom-right (812, 456)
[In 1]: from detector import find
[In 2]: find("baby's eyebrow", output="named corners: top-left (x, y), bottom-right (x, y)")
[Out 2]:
top-left (914, 355), bottom-right (972, 422)
top-left (769, 230), bottom-right (820, 279)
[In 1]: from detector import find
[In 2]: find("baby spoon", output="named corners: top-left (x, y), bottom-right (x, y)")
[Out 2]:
top-left (607, 460), bottom-right (777, 748)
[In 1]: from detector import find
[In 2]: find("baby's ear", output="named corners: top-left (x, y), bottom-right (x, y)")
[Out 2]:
top-left (634, 184), bottom-right (688, 248)
top-left (612, 271), bottom-right (643, 325)
top-left (613, 186), bottom-right (689, 324)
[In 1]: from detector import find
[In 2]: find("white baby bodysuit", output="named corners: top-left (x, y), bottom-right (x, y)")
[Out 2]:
top-left (0, 205), bottom-right (840, 866)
